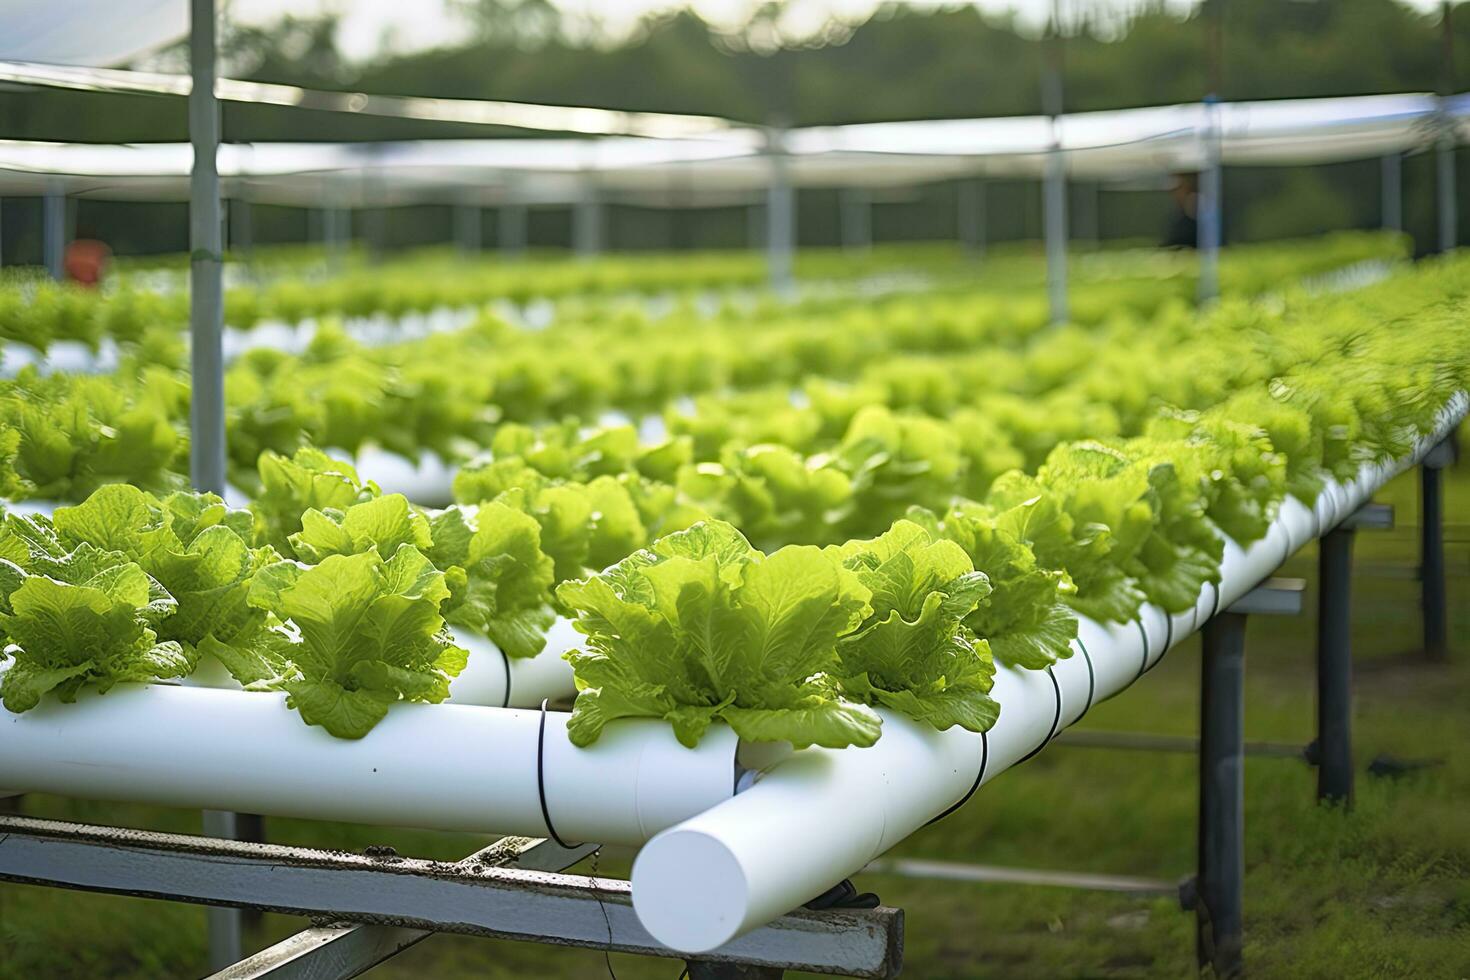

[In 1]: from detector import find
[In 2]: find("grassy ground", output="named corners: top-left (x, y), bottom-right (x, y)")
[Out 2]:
top-left (2, 461), bottom-right (1468, 979)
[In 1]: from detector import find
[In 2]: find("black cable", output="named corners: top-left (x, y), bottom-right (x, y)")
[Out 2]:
top-left (804, 878), bottom-right (880, 911)
top-left (590, 847), bottom-right (618, 980)
top-left (536, 699), bottom-right (581, 849)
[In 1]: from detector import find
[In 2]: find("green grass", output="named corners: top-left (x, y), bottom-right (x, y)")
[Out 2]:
top-left (3, 462), bottom-right (1469, 978)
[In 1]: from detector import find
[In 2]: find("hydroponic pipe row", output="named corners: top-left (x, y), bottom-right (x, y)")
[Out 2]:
top-left (0, 669), bottom-right (740, 848)
top-left (627, 392), bottom-right (1468, 953)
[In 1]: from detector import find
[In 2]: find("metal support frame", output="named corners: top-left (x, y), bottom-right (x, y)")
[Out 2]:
top-left (1196, 610), bottom-right (1245, 979)
top-left (573, 179), bottom-right (602, 259)
top-left (454, 202), bottom-right (482, 253)
top-left (43, 180), bottom-right (66, 280)
top-left (1042, 130), bottom-right (1068, 324)
top-left (500, 200), bottom-right (528, 258)
top-left (188, 0), bottom-right (237, 967)
top-left (765, 126), bottom-right (796, 296)
top-left (1381, 152), bottom-right (1403, 233)
top-left (1438, 133), bottom-right (1457, 253)
top-left (957, 179), bottom-right (985, 256)
top-left (840, 187), bottom-right (872, 251)
top-left (0, 816), bottom-right (903, 980)
top-left (1421, 441), bottom-right (1452, 659)
top-left (1197, 96), bottom-right (1223, 303)
top-left (1316, 527), bottom-right (1355, 805)
top-left (1041, 2), bottom-right (1067, 324)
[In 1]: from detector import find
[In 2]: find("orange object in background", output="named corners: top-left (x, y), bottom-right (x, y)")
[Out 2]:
top-left (64, 238), bottom-right (111, 287)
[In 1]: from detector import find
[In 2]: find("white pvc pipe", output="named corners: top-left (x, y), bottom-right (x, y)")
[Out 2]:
top-left (631, 393), bottom-right (1468, 952)
top-left (448, 618), bottom-right (578, 709)
top-left (348, 447), bottom-right (457, 506)
top-left (0, 675), bottom-right (737, 847)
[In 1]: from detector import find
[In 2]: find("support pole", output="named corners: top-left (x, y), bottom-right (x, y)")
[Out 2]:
top-left (839, 187), bottom-right (872, 251)
top-left (1380, 153), bottom-right (1403, 233)
top-left (1197, 97), bottom-right (1223, 302)
top-left (43, 182), bottom-right (65, 280)
top-left (500, 201), bottom-right (527, 259)
top-left (190, 2), bottom-right (240, 966)
top-left (1421, 448), bottom-right (1449, 660)
top-left (1041, 2), bottom-right (1067, 324)
top-left (747, 197), bottom-right (765, 252)
top-left (1438, 133), bottom-right (1458, 254)
top-left (573, 181), bottom-right (602, 259)
top-left (765, 126), bottom-right (795, 296)
top-left (1316, 527), bottom-right (1355, 805)
top-left (957, 179), bottom-right (985, 256)
top-left (454, 203), bottom-right (482, 253)
top-left (1440, 0), bottom-right (1458, 254)
top-left (1197, 611), bottom-right (1245, 979)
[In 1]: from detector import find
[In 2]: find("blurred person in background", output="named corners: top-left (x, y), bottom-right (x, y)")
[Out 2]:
top-left (1162, 172), bottom-right (1199, 248)
top-left (64, 228), bottom-right (111, 287)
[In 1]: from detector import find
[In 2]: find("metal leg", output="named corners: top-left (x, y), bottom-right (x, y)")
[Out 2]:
top-left (43, 182), bottom-right (66, 280)
top-left (1317, 528), bottom-right (1355, 805)
top-left (202, 809), bottom-right (244, 970)
top-left (1421, 459), bottom-right (1448, 660)
top-left (765, 127), bottom-right (795, 297)
top-left (1197, 611), bottom-right (1245, 979)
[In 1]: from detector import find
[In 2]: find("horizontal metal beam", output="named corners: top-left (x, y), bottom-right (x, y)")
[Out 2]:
top-left (1226, 577), bottom-right (1305, 617)
top-left (1050, 730), bottom-right (1307, 759)
top-left (865, 857), bottom-right (1176, 894)
top-left (0, 816), bottom-right (901, 979)
top-left (210, 836), bottom-right (599, 980)
top-left (1340, 502), bottom-right (1394, 531)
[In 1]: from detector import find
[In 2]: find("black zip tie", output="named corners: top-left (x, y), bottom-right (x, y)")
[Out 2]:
top-left (804, 877), bottom-right (880, 911)
top-left (500, 649), bottom-right (513, 709)
top-left (1077, 635), bottom-right (1096, 716)
top-left (1017, 665), bottom-right (1063, 765)
top-left (926, 729), bottom-right (988, 825)
top-left (1208, 580), bottom-right (1222, 621)
top-left (1143, 612), bottom-right (1174, 675)
top-left (1133, 619), bottom-right (1151, 680)
top-left (536, 699), bottom-right (582, 849)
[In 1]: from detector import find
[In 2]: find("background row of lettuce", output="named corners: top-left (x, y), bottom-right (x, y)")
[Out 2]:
top-left (0, 234), bottom-right (1414, 503)
top-left (0, 232), bottom-right (1404, 354)
top-left (2, 254), bottom-right (1464, 750)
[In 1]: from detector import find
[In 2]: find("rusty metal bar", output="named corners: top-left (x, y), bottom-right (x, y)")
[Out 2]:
top-left (208, 835), bottom-right (598, 980)
top-left (0, 816), bottom-right (902, 979)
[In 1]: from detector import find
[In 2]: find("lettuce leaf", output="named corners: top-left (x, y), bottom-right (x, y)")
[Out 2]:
top-left (49, 484), bottom-right (276, 664)
top-left (425, 501), bottom-right (556, 659)
top-left (557, 520), bottom-right (880, 749)
top-left (0, 512), bottom-right (187, 712)
top-left (245, 545), bottom-right (468, 738)
top-left (251, 447), bottom-right (380, 553)
top-left (910, 504), bottom-right (1079, 670)
top-left (827, 520), bottom-right (1000, 733)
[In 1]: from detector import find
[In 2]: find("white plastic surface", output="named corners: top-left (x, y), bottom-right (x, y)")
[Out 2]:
top-left (0, 676), bottom-right (736, 846)
top-left (447, 618), bottom-right (579, 709)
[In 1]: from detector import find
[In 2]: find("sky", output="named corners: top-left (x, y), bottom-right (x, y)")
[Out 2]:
top-left (225, 0), bottom-right (1461, 63)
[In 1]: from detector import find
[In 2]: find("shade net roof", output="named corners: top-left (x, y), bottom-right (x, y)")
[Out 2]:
top-left (0, 89), bottom-right (1460, 208)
